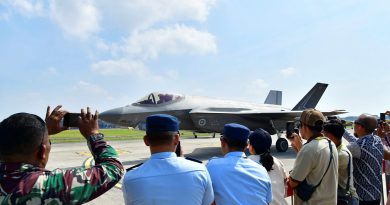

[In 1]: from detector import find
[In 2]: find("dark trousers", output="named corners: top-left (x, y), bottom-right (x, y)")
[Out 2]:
top-left (359, 199), bottom-right (380, 205)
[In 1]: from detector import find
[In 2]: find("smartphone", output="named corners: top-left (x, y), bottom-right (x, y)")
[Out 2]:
top-left (286, 121), bottom-right (298, 139)
top-left (63, 113), bottom-right (80, 127)
top-left (380, 113), bottom-right (386, 121)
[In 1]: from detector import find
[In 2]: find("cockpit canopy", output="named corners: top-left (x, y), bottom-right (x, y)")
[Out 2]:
top-left (133, 92), bottom-right (183, 106)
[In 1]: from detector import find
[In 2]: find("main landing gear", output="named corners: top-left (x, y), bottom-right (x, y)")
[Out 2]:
top-left (192, 132), bottom-right (216, 138)
top-left (275, 131), bottom-right (289, 152)
top-left (275, 138), bottom-right (289, 152)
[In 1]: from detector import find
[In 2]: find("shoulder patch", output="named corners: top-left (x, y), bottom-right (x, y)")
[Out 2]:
top-left (126, 163), bottom-right (143, 172)
top-left (208, 156), bottom-right (220, 161)
top-left (185, 157), bottom-right (202, 164)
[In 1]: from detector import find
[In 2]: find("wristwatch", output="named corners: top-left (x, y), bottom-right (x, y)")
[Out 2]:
top-left (89, 133), bottom-right (104, 141)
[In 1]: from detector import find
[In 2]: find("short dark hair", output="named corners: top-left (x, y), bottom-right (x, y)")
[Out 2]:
top-left (0, 113), bottom-right (47, 157)
top-left (222, 137), bottom-right (247, 151)
top-left (145, 131), bottom-right (178, 146)
top-left (323, 120), bottom-right (344, 140)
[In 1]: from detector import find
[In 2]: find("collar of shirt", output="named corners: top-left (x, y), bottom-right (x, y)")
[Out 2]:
top-left (224, 151), bottom-right (246, 158)
top-left (305, 135), bottom-right (326, 144)
top-left (0, 162), bottom-right (44, 172)
top-left (337, 143), bottom-right (345, 150)
top-left (0, 163), bottom-right (46, 181)
top-left (358, 134), bottom-right (375, 141)
top-left (151, 152), bottom-right (177, 159)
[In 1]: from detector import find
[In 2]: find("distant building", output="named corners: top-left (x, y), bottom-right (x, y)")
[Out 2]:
top-left (99, 120), bottom-right (123, 129)
top-left (137, 121), bottom-right (146, 131)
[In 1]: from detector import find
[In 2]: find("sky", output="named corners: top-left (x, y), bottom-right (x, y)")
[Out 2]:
top-left (0, 0), bottom-right (389, 120)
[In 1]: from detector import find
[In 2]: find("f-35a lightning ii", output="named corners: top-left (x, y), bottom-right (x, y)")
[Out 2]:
top-left (100, 83), bottom-right (346, 152)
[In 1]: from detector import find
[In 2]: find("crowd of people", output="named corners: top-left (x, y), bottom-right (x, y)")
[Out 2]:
top-left (0, 105), bottom-right (390, 205)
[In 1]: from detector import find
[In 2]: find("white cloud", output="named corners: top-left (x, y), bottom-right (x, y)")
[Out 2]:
top-left (43, 67), bottom-right (58, 75)
top-left (73, 81), bottom-right (108, 96)
top-left (97, 0), bottom-right (216, 32)
top-left (7, 0), bottom-right (45, 17)
top-left (91, 59), bottom-right (161, 80)
top-left (166, 70), bottom-right (179, 80)
top-left (94, 38), bottom-right (120, 57)
top-left (0, 12), bottom-right (10, 21)
top-left (123, 24), bottom-right (217, 59)
top-left (280, 67), bottom-right (296, 78)
top-left (251, 79), bottom-right (269, 89)
top-left (49, 0), bottom-right (100, 39)
top-left (95, 38), bottom-right (110, 51)
top-left (244, 79), bottom-right (269, 95)
top-left (69, 81), bottom-right (113, 104)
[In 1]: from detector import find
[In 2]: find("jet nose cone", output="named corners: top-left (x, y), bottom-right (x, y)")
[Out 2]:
top-left (100, 107), bottom-right (124, 124)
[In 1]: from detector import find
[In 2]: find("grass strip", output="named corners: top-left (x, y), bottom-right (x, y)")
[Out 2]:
top-left (50, 129), bottom-right (212, 143)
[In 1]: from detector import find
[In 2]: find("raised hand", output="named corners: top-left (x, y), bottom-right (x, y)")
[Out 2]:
top-left (45, 105), bottom-right (68, 135)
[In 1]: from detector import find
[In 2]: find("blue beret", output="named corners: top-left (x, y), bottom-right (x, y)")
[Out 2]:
top-left (146, 114), bottom-right (179, 132)
top-left (223, 123), bottom-right (250, 142)
top-left (248, 128), bottom-right (272, 154)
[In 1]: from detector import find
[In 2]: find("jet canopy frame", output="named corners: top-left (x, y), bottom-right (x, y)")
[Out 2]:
top-left (133, 92), bottom-right (184, 106)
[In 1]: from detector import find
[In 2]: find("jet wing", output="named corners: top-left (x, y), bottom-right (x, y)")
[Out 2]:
top-left (189, 107), bottom-right (347, 120)
top-left (189, 107), bottom-right (347, 133)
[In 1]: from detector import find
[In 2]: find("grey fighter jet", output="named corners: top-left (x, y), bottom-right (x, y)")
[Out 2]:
top-left (100, 83), bottom-right (346, 152)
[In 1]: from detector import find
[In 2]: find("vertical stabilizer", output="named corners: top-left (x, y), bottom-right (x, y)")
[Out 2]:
top-left (264, 90), bottom-right (282, 105)
top-left (292, 83), bottom-right (328, 111)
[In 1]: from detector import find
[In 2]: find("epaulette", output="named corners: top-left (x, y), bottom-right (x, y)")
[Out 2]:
top-left (185, 157), bottom-right (202, 164)
top-left (208, 156), bottom-right (219, 161)
top-left (126, 163), bottom-right (143, 172)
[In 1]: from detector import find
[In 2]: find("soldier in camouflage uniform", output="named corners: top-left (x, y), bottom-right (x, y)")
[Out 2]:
top-left (0, 105), bottom-right (124, 204)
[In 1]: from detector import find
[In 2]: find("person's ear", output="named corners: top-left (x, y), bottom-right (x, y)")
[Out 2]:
top-left (248, 144), bottom-right (254, 154)
top-left (173, 133), bottom-right (180, 146)
top-left (37, 144), bottom-right (48, 161)
top-left (143, 135), bottom-right (150, 146)
top-left (220, 138), bottom-right (226, 147)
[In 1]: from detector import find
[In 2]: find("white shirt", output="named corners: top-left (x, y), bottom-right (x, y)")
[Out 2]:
top-left (248, 155), bottom-right (288, 205)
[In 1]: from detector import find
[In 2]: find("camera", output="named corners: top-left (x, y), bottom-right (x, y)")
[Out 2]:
top-left (63, 113), bottom-right (81, 127)
top-left (286, 121), bottom-right (299, 139)
top-left (378, 113), bottom-right (386, 125)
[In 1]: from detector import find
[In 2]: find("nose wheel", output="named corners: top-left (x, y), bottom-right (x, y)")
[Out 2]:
top-left (276, 138), bottom-right (288, 152)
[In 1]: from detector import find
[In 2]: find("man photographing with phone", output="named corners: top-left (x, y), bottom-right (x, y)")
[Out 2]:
top-left (0, 105), bottom-right (124, 204)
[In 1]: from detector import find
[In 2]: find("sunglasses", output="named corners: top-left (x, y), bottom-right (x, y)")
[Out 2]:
top-left (354, 120), bottom-right (363, 126)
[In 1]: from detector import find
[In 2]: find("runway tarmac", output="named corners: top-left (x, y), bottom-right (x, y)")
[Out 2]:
top-left (46, 134), bottom-right (298, 205)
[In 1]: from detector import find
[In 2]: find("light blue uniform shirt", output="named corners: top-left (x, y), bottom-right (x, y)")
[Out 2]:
top-left (207, 151), bottom-right (272, 205)
top-left (122, 152), bottom-right (214, 205)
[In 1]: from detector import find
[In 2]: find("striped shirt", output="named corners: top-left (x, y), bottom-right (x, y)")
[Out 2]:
top-left (343, 131), bottom-right (384, 201)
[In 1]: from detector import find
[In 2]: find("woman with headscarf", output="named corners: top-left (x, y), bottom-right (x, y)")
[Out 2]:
top-left (248, 128), bottom-right (288, 205)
